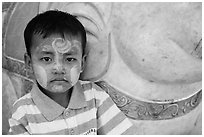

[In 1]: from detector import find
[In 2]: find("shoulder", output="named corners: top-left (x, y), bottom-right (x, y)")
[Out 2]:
top-left (79, 80), bottom-right (106, 92)
top-left (11, 92), bottom-right (35, 118)
top-left (79, 80), bottom-right (111, 103)
top-left (12, 93), bottom-right (33, 109)
top-left (80, 80), bottom-right (108, 95)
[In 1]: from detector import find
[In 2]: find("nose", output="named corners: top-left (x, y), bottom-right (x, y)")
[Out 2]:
top-left (52, 61), bottom-right (66, 74)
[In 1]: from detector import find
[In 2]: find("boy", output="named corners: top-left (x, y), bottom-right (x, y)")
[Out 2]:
top-left (8, 10), bottom-right (136, 135)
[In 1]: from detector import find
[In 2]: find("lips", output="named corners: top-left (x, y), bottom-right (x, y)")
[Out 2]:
top-left (50, 78), bottom-right (68, 83)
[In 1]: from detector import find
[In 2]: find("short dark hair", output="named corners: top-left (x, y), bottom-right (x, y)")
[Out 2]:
top-left (24, 10), bottom-right (86, 56)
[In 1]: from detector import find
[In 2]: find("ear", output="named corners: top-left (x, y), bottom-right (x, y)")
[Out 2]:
top-left (24, 53), bottom-right (32, 69)
top-left (80, 54), bottom-right (87, 72)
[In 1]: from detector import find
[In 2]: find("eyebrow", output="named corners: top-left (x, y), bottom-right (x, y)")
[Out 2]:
top-left (64, 49), bottom-right (79, 56)
top-left (40, 51), bottom-right (54, 55)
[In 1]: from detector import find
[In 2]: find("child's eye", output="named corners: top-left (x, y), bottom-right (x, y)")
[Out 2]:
top-left (66, 58), bottom-right (76, 62)
top-left (41, 57), bottom-right (52, 62)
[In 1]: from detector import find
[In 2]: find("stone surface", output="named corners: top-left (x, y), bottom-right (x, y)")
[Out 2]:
top-left (5, 2), bottom-right (39, 61)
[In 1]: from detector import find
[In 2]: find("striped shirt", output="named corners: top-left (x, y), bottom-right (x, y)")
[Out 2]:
top-left (8, 81), bottom-right (136, 135)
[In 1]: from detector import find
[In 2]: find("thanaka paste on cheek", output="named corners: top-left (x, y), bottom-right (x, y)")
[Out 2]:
top-left (33, 64), bottom-right (48, 88)
top-left (52, 38), bottom-right (72, 54)
top-left (70, 66), bottom-right (80, 86)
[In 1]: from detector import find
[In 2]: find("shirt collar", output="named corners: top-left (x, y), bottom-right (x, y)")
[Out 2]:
top-left (31, 81), bottom-right (87, 121)
top-left (68, 81), bottom-right (88, 109)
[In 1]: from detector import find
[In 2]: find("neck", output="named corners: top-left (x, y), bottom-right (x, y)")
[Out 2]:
top-left (37, 82), bottom-right (72, 108)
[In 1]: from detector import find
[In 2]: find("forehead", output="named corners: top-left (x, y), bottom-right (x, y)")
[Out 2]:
top-left (31, 33), bottom-right (82, 53)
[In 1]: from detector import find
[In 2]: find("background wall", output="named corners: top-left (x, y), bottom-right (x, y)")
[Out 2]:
top-left (2, 2), bottom-right (202, 135)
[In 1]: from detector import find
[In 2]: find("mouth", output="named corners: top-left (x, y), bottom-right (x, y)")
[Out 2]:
top-left (50, 78), bottom-right (68, 83)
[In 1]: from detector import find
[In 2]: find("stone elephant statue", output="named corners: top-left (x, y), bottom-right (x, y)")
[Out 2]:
top-left (2, 2), bottom-right (202, 134)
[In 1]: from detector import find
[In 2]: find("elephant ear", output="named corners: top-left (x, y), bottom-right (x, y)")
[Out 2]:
top-left (39, 2), bottom-right (112, 81)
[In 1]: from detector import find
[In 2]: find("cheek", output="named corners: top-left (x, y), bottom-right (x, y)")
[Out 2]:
top-left (70, 66), bottom-right (80, 86)
top-left (33, 65), bottom-right (48, 88)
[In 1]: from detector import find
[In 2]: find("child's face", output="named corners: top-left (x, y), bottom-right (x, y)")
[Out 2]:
top-left (28, 33), bottom-right (84, 93)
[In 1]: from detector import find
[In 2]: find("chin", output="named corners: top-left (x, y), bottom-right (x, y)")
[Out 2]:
top-left (48, 84), bottom-right (69, 93)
